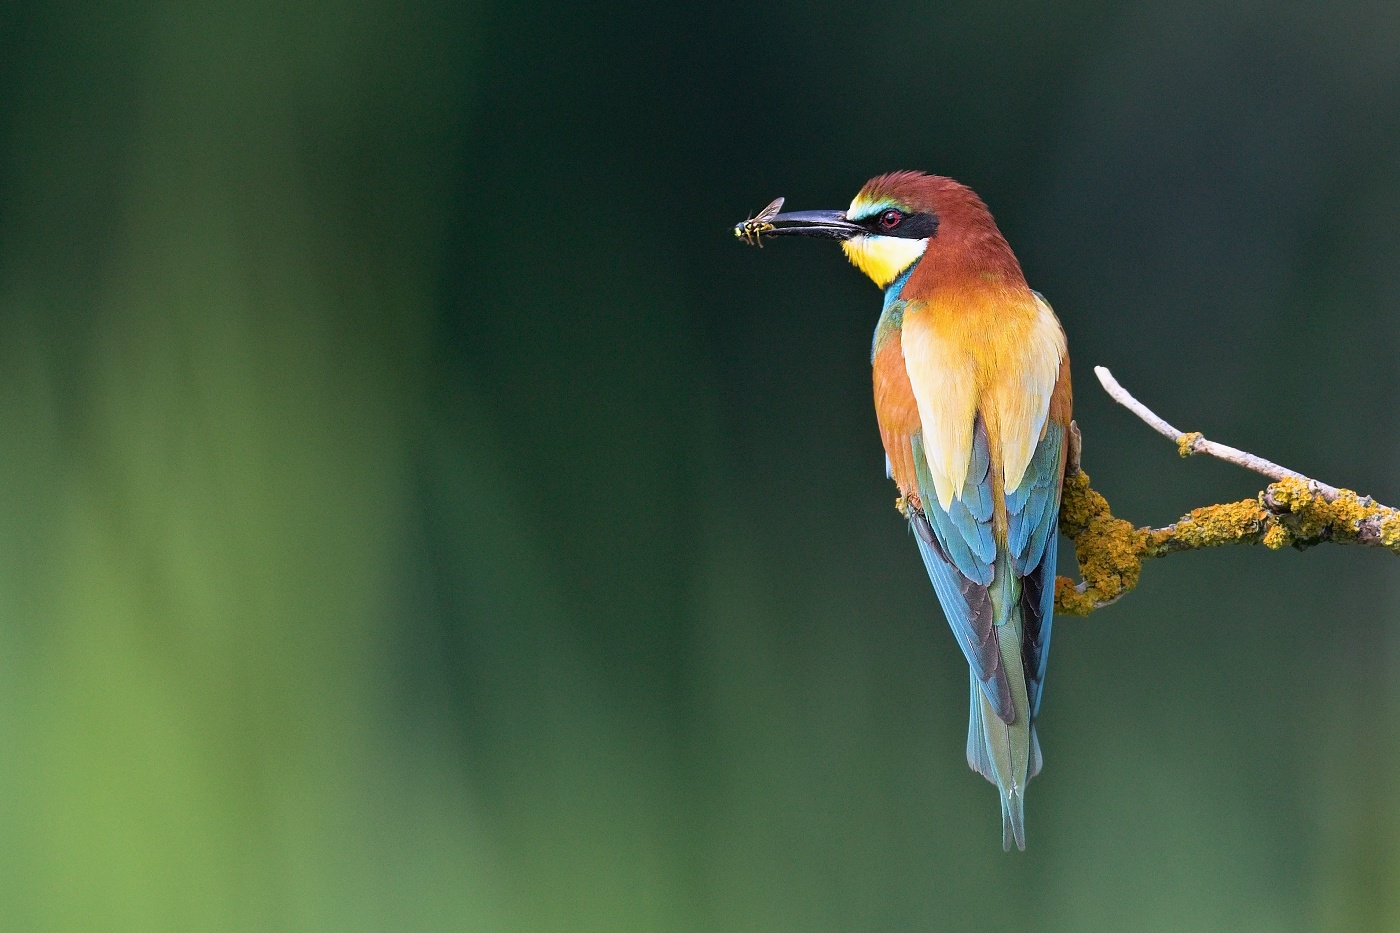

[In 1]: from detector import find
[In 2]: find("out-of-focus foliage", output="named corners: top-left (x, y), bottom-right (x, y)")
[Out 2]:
top-left (0, 1), bottom-right (1397, 930)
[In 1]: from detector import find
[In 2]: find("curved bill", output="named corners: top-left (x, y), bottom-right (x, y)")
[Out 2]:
top-left (734, 207), bottom-right (862, 245)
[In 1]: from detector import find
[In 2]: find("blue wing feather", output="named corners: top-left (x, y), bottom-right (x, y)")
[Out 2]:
top-left (909, 418), bottom-right (1064, 728)
top-left (1006, 422), bottom-right (1065, 718)
top-left (1007, 425), bottom-right (1063, 575)
top-left (1030, 536), bottom-right (1057, 718)
top-left (916, 428), bottom-right (995, 585)
top-left (910, 423), bottom-right (1012, 721)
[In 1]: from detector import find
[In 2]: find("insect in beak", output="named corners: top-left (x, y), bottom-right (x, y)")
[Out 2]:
top-left (732, 198), bottom-right (863, 245)
top-left (734, 197), bottom-right (785, 246)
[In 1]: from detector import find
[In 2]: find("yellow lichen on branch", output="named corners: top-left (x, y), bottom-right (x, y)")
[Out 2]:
top-left (1144, 497), bottom-right (1268, 554)
top-left (1175, 432), bottom-right (1203, 458)
top-left (1053, 470), bottom-right (1145, 616)
top-left (1053, 470), bottom-right (1400, 617)
top-left (1260, 477), bottom-right (1400, 551)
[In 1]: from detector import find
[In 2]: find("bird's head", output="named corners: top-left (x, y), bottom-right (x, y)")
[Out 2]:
top-left (735, 171), bottom-right (1016, 292)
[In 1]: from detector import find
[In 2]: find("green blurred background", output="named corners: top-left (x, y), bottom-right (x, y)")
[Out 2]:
top-left (1, 0), bottom-right (1397, 929)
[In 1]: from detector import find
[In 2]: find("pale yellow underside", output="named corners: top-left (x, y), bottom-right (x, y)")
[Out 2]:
top-left (841, 234), bottom-right (929, 289)
top-left (902, 291), bottom-right (1065, 509)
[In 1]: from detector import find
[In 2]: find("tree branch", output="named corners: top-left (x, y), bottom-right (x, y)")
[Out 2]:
top-left (1092, 366), bottom-right (1342, 499)
top-left (1053, 368), bottom-right (1400, 617)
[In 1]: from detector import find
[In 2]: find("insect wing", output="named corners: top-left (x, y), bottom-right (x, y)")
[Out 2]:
top-left (733, 196), bottom-right (785, 246)
top-left (752, 196), bottom-right (784, 223)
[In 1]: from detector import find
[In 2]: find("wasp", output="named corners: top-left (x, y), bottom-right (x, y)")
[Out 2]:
top-left (733, 196), bottom-right (785, 247)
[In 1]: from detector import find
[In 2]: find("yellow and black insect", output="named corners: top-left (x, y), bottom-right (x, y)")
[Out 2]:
top-left (733, 196), bottom-right (785, 246)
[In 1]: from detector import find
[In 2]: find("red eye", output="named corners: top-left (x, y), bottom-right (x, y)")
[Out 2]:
top-left (879, 209), bottom-right (902, 230)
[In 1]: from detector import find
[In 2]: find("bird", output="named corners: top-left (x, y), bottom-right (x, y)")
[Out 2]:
top-left (734, 172), bottom-right (1071, 850)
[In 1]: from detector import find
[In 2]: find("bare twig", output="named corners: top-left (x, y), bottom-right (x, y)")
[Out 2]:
top-left (1053, 369), bottom-right (1399, 617)
top-left (1094, 366), bottom-right (1342, 500)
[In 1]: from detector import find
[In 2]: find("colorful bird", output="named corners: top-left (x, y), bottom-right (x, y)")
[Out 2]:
top-left (735, 172), bottom-right (1071, 850)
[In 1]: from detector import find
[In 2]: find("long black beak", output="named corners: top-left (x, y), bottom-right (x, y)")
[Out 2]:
top-left (763, 210), bottom-right (864, 239)
top-left (734, 201), bottom-right (863, 246)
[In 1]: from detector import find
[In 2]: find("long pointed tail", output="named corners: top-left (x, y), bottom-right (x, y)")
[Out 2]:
top-left (1000, 785), bottom-right (1026, 852)
top-left (967, 672), bottom-right (1036, 850)
top-left (966, 551), bottom-right (1038, 851)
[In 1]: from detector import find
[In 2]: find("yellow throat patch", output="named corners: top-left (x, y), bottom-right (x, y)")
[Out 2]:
top-left (841, 234), bottom-right (929, 289)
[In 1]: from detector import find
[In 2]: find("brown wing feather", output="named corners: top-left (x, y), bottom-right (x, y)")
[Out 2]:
top-left (1048, 351), bottom-right (1072, 428)
top-left (873, 334), bottom-right (922, 500)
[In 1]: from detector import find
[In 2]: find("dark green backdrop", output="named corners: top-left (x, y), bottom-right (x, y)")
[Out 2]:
top-left (1, 1), bottom-right (1397, 929)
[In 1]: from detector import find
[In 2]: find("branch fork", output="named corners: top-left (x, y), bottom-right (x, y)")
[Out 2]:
top-left (1054, 367), bottom-right (1399, 616)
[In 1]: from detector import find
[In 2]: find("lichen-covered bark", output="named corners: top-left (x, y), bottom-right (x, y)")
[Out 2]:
top-left (1053, 472), bottom-right (1400, 616)
top-left (1053, 470), bottom-right (1144, 616)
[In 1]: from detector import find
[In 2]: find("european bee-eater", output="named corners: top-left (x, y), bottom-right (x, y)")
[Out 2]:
top-left (735, 172), bottom-right (1071, 850)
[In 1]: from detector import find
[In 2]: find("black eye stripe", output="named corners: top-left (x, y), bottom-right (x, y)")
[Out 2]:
top-left (861, 210), bottom-right (939, 239)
